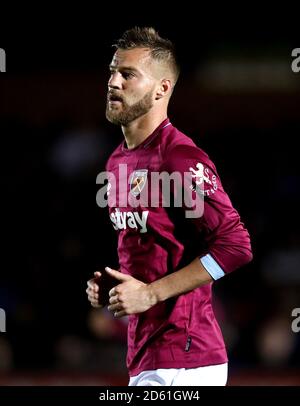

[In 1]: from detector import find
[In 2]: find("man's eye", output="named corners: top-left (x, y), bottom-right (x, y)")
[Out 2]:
top-left (123, 72), bottom-right (134, 79)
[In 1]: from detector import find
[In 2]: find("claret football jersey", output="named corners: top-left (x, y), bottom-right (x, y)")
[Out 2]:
top-left (105, 118), bottom-right (252, 376)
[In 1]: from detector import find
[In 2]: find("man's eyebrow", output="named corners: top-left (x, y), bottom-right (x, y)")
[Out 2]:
top-left (109, 65), bottom-right (140, 73)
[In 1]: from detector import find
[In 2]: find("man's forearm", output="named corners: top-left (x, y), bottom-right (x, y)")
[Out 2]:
top-left (148, 257), bottom-right (213, 305)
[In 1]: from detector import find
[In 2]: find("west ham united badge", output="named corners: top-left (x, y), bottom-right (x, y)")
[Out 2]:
top-left (129, 169), bottom-right (148, 197)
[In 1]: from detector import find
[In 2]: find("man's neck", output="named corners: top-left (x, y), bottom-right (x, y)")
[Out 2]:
top-left (121, 110), bottom-right (167, 150)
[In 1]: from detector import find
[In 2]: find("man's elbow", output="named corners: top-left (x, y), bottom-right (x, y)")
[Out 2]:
top-left (234, 227), bottom-right (253, 269)
top-left (209, 242), bottom-right (253, 275)
top-left (240, 247), bottom-right (253, 267)
top-left (223, 246), bottom-right (253, 274)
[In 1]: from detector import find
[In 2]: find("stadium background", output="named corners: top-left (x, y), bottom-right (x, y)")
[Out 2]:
top-left (0, 11), bottom-right (300, 385)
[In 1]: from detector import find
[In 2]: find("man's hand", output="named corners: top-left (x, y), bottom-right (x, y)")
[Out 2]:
top-left (86, 271), bottom-right (103, 308)
top-left (106, 267), bottom-right (157, 318)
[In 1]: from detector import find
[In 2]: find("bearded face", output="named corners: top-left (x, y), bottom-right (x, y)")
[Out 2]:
top-left (106, 87), bottom-right (154, 126)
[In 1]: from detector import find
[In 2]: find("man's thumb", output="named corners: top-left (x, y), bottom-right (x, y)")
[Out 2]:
top-left (105, 267), bottom-right (130, 281)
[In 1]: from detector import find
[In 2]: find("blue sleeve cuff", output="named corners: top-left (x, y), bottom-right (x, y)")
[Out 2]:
top-left (200, 254), bottom-right (225, 280)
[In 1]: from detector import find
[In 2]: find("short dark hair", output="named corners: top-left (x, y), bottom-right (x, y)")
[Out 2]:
top-left (113, 27), bottom-right (180, 84)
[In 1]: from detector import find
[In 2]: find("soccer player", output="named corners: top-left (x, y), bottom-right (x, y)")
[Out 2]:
top-left (86, 27), bottom-right (253, 386)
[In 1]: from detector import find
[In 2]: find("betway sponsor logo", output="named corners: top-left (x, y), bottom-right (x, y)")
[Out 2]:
top-left (110, 208), bottom-right (149, 233)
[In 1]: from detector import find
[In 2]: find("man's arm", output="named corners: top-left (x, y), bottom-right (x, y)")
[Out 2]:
top-left (163, 143), bottom-right (253, 275)
top-left (148, 257), bottom-right (213, 302)
top-left (106, 259), bottom-right (213, 318)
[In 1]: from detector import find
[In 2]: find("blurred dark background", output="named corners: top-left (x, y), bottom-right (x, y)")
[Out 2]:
top-left (0, 11), bottom-right (300, 385)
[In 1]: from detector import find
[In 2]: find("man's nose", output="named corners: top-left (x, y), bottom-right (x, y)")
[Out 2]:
top-left (108, 73), bottom-right (122, 90)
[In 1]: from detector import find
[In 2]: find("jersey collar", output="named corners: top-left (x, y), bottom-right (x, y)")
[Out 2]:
top-left (121, 118), bottom-right (171, 153)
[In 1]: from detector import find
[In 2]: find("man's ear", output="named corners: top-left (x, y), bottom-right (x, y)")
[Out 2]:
top-left (155, 79), bottom-right (172, 100)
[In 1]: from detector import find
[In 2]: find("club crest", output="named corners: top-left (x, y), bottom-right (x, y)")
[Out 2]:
top-left (129, 169), bottom-right (148, 196)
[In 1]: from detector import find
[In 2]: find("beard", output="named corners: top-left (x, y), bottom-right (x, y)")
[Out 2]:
top-left (106, 89), bottom-right (154, 126)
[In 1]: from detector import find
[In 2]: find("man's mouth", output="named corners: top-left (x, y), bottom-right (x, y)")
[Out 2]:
top-left (108, 94), bottom-right (123, 103)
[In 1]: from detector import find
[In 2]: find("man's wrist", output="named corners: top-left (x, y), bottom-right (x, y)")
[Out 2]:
top-left (146, 283), bottom-right (160, 307)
